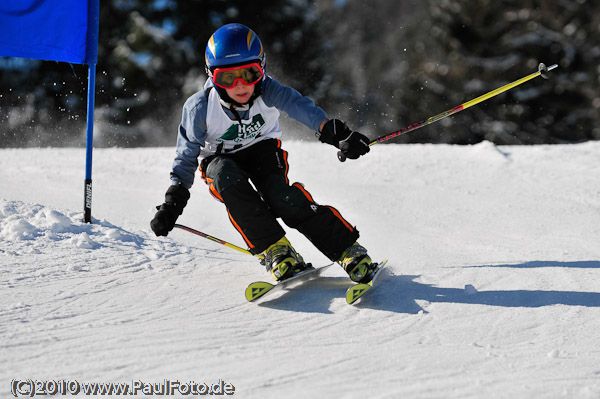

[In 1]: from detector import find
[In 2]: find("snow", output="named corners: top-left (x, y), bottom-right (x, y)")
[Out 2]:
top-left (1, 140), bottom-right (600, 398)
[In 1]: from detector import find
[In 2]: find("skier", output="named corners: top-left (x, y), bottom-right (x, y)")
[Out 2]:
top-left (150, 23), bottom-right (374, 283)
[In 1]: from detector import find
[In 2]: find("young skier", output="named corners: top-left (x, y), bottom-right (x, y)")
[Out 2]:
top-left (151, 23), bottom-right (374, 283)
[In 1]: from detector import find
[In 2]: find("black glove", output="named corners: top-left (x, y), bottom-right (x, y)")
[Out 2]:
top-left (319, 119), bottom-right (370, 161)
top-left (150, 182), bottom-right (190, 236)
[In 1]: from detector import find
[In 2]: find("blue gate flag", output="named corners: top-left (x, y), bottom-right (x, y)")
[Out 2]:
top-left (0, 0), bottom-right (100, 223)
top-left (0, 0), bottom-right (98, 64)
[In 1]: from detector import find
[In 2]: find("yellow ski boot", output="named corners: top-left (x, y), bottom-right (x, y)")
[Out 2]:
top-left (262, 237), bottom-right (306, 281)
top-left (338, 242), bottom-right (374, 283)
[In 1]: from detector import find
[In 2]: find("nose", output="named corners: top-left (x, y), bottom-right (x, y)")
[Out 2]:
top-left (234, 80), bottom-right (245, 88)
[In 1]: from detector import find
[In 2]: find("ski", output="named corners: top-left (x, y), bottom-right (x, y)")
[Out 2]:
top-left (245, 263), bottom-right (334, 303)
top-left (345, 259), bottom-right (389, 305)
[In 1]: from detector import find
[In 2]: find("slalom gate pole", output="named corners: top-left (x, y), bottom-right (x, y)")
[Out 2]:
top-left (174, 224), bottom-right (264, 259)
top-left (83, 0), bottom-right (100, 222)
top-left (83, 63), bottom-right (96, 223)
top-left (338, 63), bottom-right (558, 161)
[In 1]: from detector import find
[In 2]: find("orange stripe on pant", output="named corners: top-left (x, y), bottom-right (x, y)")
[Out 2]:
top-left (275, 139), bottom-right (290, 185)
top-left (201, 163), bottom-right (254, 249)
top-left (292, 182), bottom-right (315, 202)
top-left (199, 163), bottom-right (223, 203)
top-left (209, 183), bottom-right (224, 202)
top-left (293, 182), bottom-right (354, 233)
top-left (227, 209), bottom-right (255, 250)
top-left (325, 206), bottom-right (354, 232)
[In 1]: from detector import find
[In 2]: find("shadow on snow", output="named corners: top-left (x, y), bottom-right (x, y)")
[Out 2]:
top-left (257, 278), bottom-right (350, 314)
top-left (256, 260), bottom-right (600, 314)
top-left (464, 260), bottom-right (600, 269)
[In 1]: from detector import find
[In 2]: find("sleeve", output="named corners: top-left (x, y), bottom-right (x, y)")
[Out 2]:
top-left (170, 91), bottom-right (209, 189)
top-left (261, 76), bottom-right (328, 132)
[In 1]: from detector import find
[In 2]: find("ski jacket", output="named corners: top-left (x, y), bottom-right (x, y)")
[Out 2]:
top-left (171, 76), bottom-right (328, 189)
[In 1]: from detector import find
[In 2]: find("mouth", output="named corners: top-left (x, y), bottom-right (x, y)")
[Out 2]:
top-left (235, 92), bottom-right (251, 100)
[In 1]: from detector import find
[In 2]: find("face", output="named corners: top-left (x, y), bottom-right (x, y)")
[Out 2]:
top-left (224, 81), bottom-right (256, 104)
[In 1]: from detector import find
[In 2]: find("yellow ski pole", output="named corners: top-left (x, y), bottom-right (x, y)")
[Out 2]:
top-left (338, 63), bottom-right (558, 161)
top-left (174, 224), bottom-right (264, 259)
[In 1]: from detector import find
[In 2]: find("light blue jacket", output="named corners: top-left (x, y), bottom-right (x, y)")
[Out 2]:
top-left (171, 76), bottom-right (328, 189)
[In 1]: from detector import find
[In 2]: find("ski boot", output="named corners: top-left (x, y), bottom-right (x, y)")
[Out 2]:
top-left (262, 236), bottom-right (307, 281)
top-left (338, 242), bottom-right (376, 283)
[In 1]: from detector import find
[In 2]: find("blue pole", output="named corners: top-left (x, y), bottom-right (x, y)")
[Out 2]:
top-left (83, 0), bottom-right (99, 223)
top-left (83, 62), bottom-right (96, 223)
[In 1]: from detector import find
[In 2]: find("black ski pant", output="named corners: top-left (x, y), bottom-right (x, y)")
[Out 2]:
top-left (199, 138), bottom-right (359, 260)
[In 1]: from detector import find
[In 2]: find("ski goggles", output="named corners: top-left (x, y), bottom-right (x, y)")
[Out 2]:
top-left (211, 63), bottom-right (264, 89)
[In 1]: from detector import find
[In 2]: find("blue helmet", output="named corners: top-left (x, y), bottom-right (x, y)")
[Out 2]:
top-left (205, 23), bottom-right (265, 72)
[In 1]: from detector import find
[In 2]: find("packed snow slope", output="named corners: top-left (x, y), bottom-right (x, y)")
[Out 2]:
top-left (1, 140), bottom-right (600, 399)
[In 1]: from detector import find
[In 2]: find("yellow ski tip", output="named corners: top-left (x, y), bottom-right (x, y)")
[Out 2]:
top-left (346, 283), bottom-right (371, 304)
top-left (245, 281), bottom-right (274, 302)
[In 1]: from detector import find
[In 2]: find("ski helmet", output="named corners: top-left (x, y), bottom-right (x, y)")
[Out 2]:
top-left (205, 23), bottom-right (266, 107)
top-left (205, 23), bottom-right (265, 74)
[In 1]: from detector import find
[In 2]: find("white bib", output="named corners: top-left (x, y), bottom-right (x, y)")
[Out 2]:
top-left (201, 88), bottom-right (282, 158)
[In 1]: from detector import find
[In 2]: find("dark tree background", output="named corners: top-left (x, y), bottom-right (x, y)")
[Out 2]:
top-left (1, 0), bottom-right (598, 147)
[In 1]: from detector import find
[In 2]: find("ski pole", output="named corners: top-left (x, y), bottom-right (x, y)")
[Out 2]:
top-left (174, 224), bottom-right (264, 259)
top-left (338, 62), bottom-right (558, 161)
